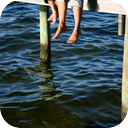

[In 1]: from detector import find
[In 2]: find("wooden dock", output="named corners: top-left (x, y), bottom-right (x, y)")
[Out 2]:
top-left (16, 0), bottom-right (127, 15)
top-left (13, 0), bottom-right (128, 121)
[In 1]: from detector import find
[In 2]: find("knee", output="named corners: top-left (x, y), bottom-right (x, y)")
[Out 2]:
top-left (70, 0), bottom-right (83, 8)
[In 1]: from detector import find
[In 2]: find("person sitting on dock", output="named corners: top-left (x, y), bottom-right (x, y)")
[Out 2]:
top-left (47, 0), bottom-right (83, 43)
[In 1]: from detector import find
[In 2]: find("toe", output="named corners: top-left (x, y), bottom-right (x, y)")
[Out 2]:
top-left (67, 39), bottom-right (76, 44)
top-left (52, 34), bottom-right (58, 39)
top-left (51, 20), bottom-right (57, 25)
top-left (66, 39), bottom-right (71, 44)
top-left (52, 35), bottom-right (56, 39)
top-left (48, 17), bottom-right (52, 21)
top-left (51, 21), bottom-right (55, 25)
top-left (66, 39), bottom-right (70, 43)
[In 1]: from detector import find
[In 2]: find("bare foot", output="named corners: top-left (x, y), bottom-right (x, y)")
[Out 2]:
top-left (52, 24), bottom-right (67, 39)
top-left (48, 12), bottom-right (58, 25)
top-left (66, 29), bottom-right (81, 43)
top-left (47, 14), bottom-right (53, 22)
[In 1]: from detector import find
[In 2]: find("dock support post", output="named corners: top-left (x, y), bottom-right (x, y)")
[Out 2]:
top-left (39, 5), bottom-right (51, 62)
top-left (118, 15), bottom-right (125, 36)
top-left (122, 15), bottom-right (128, 120)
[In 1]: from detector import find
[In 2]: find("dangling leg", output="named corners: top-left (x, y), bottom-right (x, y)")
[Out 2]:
top-left (52, 1), bottom-right (68, 39)
top-left (67, 0), bottom-right (83, 43)
top-left (67, 1), bottom-right (83, 43)
top-left (47, 0), bottom-right (58, 24)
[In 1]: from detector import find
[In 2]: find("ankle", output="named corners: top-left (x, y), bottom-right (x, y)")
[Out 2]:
top-left (52, 6), bottom-right (58, 14)
top-left (59, 22), bottom-right (66, 27)
top-left (53, 10), bottom-right (58, 14)
top-left (73, 28), bottom-right (81, 33)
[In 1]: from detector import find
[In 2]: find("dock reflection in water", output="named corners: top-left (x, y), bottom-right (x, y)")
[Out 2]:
top-left (24, 62), bottom-right (62, 101)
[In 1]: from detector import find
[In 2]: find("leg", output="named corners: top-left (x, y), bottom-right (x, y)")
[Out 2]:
top-left (47, 0), bottom-right (58, 24)
top-left (52, 1), bottom-right (68, 39)
top-left (67, 0), bottom-right (83, 43)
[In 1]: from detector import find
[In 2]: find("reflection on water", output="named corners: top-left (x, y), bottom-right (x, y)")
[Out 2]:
top-left (24, 62), bottom-right (54, 80)
top-left (24, 62), bottom-right (62, 101)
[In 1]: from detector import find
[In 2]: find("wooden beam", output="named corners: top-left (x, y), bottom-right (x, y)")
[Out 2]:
top-left (16, 0), bottom-right (126, 15)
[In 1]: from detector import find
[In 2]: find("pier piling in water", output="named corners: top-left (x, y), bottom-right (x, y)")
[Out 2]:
top-left (39, 5), bottom-right (51, 62)
top-left (118, 15), bottom-right (125, 36)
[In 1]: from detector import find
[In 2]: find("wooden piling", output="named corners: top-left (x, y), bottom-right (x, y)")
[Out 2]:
top-left (122, 15), bottom-right (128, 120)
top-left (39, 5), bottom-right (51, 62)
top-left (118, 15), bottom-right (125, 36)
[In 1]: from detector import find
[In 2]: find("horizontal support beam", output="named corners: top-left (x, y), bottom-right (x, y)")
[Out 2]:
top-left (16, 0), bottom-right (126, 15)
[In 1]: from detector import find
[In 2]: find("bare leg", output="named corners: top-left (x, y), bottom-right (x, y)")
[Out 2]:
top-left (47, 0), bottom-right (58, 24)
top-left (52, 1), bottom-right (68, 39)
top-left (67, 6), bottom-right (83, 43)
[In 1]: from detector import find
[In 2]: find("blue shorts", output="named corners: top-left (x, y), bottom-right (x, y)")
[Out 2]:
top-left (56, 0), bottom-right (83, 8)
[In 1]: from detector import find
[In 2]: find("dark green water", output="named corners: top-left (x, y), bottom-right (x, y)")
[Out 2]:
top-left (0, 2), bottom-right (124, 128)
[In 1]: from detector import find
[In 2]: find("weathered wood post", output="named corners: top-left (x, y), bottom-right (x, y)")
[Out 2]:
top-left (118, 15), bottom-right (125, 36)
top-left (122, 15), bottom-right (128, 120)
top-left (39, 5), bottom-right (51, 62)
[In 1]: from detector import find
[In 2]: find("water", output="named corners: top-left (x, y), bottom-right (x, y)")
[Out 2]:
top-left (0, 2), bottom-right (124, 128)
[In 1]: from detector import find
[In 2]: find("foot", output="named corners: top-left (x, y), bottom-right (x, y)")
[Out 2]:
top-left (47, 14), bottom-right (53, 22)
top-left (48, 12), bottom-right (58, 24)
top-left (52, 24), bottom-right (67, 39)
top-left (66, 29), bottom-right (81, 43)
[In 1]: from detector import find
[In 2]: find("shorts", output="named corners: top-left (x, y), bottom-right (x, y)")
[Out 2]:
top-left (56, 0), bottom-right (83, 8)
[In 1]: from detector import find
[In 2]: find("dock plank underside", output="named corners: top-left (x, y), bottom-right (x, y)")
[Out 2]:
top-left (6, 0), bottom-right (128, 15)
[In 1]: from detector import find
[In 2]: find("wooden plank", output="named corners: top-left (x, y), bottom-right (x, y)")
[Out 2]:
top-left (122, 16), bottom-right (128, 121)
top-left (118, 15), bottom-right (125, 36)
top-left (39, 5), bottom-right (51, 62)
top-left (0, 0), bottom-right (17, 7)
top-left (16, 0), bottom-right (126, 15)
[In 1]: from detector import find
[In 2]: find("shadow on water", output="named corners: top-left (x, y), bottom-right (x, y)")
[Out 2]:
top-left (87, 0), bottom-right (99, 11)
